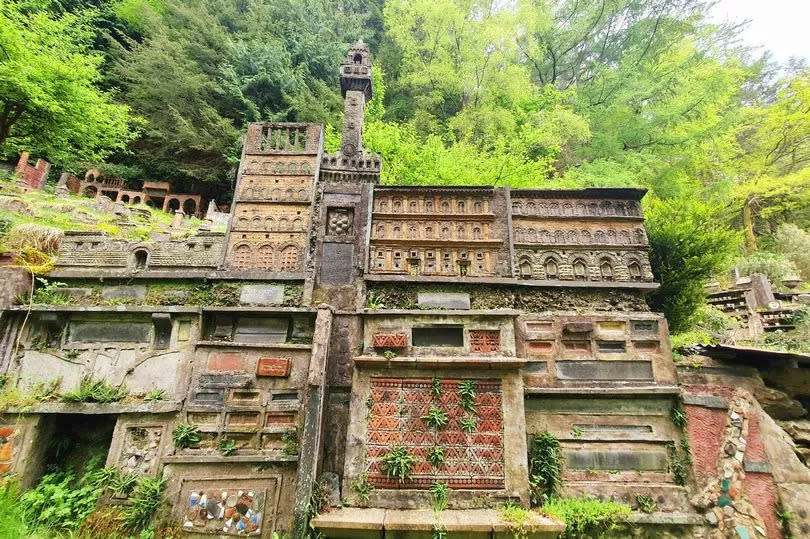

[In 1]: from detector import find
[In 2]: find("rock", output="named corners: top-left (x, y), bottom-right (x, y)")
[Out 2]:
top-left (724, 442), bottom-right (736, 456)
top-left (754, 386), bottom-right (806, 419)
top-left (723, 505), bottom-right (735, 517)
top-left (60, 287), bottom-right (93, 299)
top-left (417, 292), bottom-right (471, 310)
top-left (706, 511), bottom-right (719, 526)
top-left (778, 420), bottom-right (810, 444)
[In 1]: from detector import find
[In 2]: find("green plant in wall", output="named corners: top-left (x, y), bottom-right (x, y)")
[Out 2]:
top-left (666, 441), bottom-right (689, 486)
top-left (61, 375), bottom-right (128, 403)
top-left (570, 426), bottom-right (583, 439)
top-left (777, 506), bottom-right (794, 539)
top-left (172, 423), bottom-right (201, 449)
top-left (109, 470), bottom-right (139, 498)
top-left (282, 430), bottom-right (299, 455)
top-left (381, 445), bottom-right (415, 482)
top-left (123, 475), bottom-right (166, 530)
top-left (366, 291), bottom-right (384, 310)
top-left (634, 494), bottom-right (656, 514)
top-left (429, 481), bottom-right (450, 512)
top-left (351, 473), bottom-right (375, 504)
top-left (460, 416), bottom-right (477, 434)
top-left (431, 376), bottom-right (442, 397)
top-left (219, 437), bottom-right (237, 456)
top-left (458, 380), bottom-right (477, 412)
top-left (31, 277), bottom-right (70, 305)
top-left (670, 405), bottom-right (687, 430)
top-left (383, 349), bottom-right (397, 360)
top-left (144, 388), bottom-right (166, 402)
top-left (427, 445), bottom-right (446, 467)
top-left (528, 431), bottom-right (562, 506)
top-left (422, 406), bottom-right (449, 429)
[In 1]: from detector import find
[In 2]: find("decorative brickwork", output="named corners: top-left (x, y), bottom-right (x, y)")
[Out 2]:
top-left (365, 378), bottom-right (505, 490)
top-left (469, 330), bottom-right (500, 353)
top-left (256, 357), bottom-right (292, 377)
top-left (371, 333), bottom-right (407, 349)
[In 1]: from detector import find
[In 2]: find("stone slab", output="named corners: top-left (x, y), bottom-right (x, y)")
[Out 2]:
top-left (68, 320), bottom-right (151, 343)
top-left (101, 285), bottom-right (147, 300)
top-left (565, 448), bottom-right (668, 471)
top-left (321, 243), bottom-right (354, 285)
top-left (682, 393), bottom-right (729, 409)
top-left (239, 284), bottom-right (284, 306)
top-left (744, 461), bottom-right (772, 473)
top-left (525, 397), bottom-right (671, 415)
top-left (417, 292), bottom-right (471, 310)
top-left (555, 360), bottom-right (653, 380)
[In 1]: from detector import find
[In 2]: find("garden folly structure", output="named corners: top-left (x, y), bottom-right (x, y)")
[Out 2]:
top-left (1, 41), bottom-right (810, 538)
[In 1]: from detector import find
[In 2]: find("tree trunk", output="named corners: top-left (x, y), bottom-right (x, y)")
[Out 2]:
top-left (743, 195), bottom-right (758, 253)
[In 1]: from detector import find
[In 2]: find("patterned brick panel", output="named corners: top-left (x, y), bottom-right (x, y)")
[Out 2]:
top-left (366, 378), bottom-right (504, 490)
top-left (372, 333), bottom-right (407, 349)
top-left (256, 357), bottom-right (291, 377)
top-left (469, 330), bottom-right (500, 353)
top-left (684, 404), bottom-right (728, 480)
top-left (744, 472), bottom-right (782, 539)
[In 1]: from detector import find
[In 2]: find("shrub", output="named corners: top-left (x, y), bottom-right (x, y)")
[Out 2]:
top-left (773, 223), bottom-right (810, 282)
top-left (542, 497), bottom-right (631, 539)
top-left (646, 196), bottom-right (740, 332)
top-left (736, 251), bottom-right (800, 286)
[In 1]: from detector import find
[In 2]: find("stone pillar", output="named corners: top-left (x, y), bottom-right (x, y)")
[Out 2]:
top-left (341, 89), bottom-right (366, 158)
top-left (171, 209), bottom-right (185, 228)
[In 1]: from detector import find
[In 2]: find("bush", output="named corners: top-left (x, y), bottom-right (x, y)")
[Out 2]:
top-left (123, 475), bottom-right (166, 529)
top-left (542, 497), bottom-right (631, 539)
top-left (528, 431), bottom-right (562, 506)
top-left (772, 223), bottom-right (810, 282)
top-left (646, 196), bottom-right (740, 332)
top-left (61, 376), bottom-right (128, 403)
top-left (736, 251), bottom-right (800, 285)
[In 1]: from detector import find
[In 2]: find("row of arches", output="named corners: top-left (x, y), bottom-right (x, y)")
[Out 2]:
top-left (516, 252), bottom-right (647, 282)
top-left (239, 186), bottom-right (310, 202)
top-left (230, 243), bottom-right (301, 271)
top-left (234, 215), bottom-right (306, 232)
top-left (512, 199), bottom-right (641, 217)
top-left (514, 227), bottom-right (647, 245)
top-left (373, 221), bottom-right (490, 241)
top-left (375, 197), bottom-right (489, 215)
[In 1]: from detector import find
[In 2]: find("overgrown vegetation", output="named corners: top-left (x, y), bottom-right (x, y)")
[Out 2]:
top-left (634, 494), bottom-right (656, 514)
top-left (428, 481), bottom-right (449, 513)
top-left (61, 375), bottom-right (128, 403)
top-left (122, 475), bottom-right (167, 530)
top-left (498, 500), bottom-right (534, 539)
top-left (427, 445), bottom-right (445, 467)
top-left (422, 406), bottom-right (449, 429)
top-left (528, 431), bottom-right (562, 506)
top-left (218, 437), bottom-right (237, 456)
top-left (351, 473), bottom-right (375, 504)
top-left (457, 380), bottom-right (477, 412)
top-left (282, 430), bottom-right (300, 456)
top-left (542, 497), bottom-right (631, 539)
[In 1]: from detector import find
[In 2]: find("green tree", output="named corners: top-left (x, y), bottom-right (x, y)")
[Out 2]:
top-left (0, 1), bottom-right (137, 168)
top-left (646, 195), bottom-right (740, 332)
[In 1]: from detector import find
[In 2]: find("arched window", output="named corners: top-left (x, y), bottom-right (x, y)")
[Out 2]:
top-left (257, 245), bottom-right (274, 269)
top-left (441, 227), bottom-right (450, 239)
top-left (425, 200), bottom-right (434, 212)
top-left (252, 216), bottom-right (262, 230)
top-left (392, 225), bottom-right (401, 238)
top-left (457, 201), bottom-right (465, 213)
top-left (628, 262), bottom-right (642, 281)
top-left (408, 224), bottom-right (418, 239)
top-left (353, 53), bottom-right (363, 64)
top-left (132, 249), bottom-right (148, 271)
top-left (167, 198), bottom-right (180, 212)
top-left (233, 245), bottom-right (252, 268)
top-left (456, 225), bottom-right (466, 239)
top-left (573, 259), bottom-right (587, 280)
top-left (279, 217), bottom-right (289, 230)
top-left (280, 246), bottom-right (299, 271)
top-left (133, 196), bottom-right (141, 204)
top-left (441, 201), bottom-right (450, 212)
top-left (473, 201), bottom-right (483, 213)
top-left (425, 226), bottom-right (434, 238)
top-left (183, 199), bottom-right (196, 216)
top-left (409, 200), bottom-right (418, 213)
top-left (544, 258), bottom-right (558, 279)
top-left (473, 226), bottom-right (482, 240)
top-left (519, 259), bottom-right (533, 279)
top-left (265, 217), bottom-right (274, 231)
top-left (600, 260), bottom-right (614, 280)
top-left (393, 198), bottom-right (402, 212)
top-left (376, 224), bottom-right (385, 237)
top-left (293, 218), bottom-right (303, 230)
top-left (121, 195), bottom-right (130, 203)
top-left (379, 199), bottom-right (388, 212)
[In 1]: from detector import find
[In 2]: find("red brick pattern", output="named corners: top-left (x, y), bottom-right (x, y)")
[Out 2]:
top-left (366, 378), bottom-right (505, 490)
top-left (684, 404), bottom-right (728, 479)
top-left (469, 330), bottom-right (500, 353)
top-left (744, 472), bottom-right (782, 539)
top-left (372, 333), bottom-right (408, 349)
top-left (256, 357), bottom-right (291, 377)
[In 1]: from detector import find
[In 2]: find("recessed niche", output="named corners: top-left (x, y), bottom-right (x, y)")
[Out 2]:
top-left (412, 326), bottom-right (464, 347)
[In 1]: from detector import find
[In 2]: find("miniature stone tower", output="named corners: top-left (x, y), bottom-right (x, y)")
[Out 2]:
top-left (320, 39), bottom-right (381, 183)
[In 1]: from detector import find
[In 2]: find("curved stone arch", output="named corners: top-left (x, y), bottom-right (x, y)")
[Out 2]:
top-left (595, 253), bottom-right (619, 281)
top-left (511, 201), bottom-right (523, 215)
top-left (580, 229), bottom-right (592, 244)
top-left (237, 216), bottom-right (250, 228)
top-left (540, 252), bottom-right (561, 279)
top-left (517, 254), bottom-right (534, 279)
top-left (562, 203), bottom-right (573, 216)
top-left (618, 230), bottom-right (631, 245)
top-left (292, 217), bottom-right (303, 230)
top-left (183, 198), bottom-right (197, 216)
top-left (607, 229), bottom-right (617, 244)
top-left (264, 216), bottom-right (275, 231)
top-left (251, 215), bottom-right (263, 230)
top-left (575, 202), bottom-right (587, 216)
top-left (594, 229), bottom-right (607, 243)
top-left (634, 228), bottom-right (647, 244)
top-left (278, 216), bottom-right (290, 230)
top-left (278, 243), bottom-right (301, 271)
top-left (566, 230), bottom-right (578, 244)
top-left (570, 255), bottom-right (589, 280)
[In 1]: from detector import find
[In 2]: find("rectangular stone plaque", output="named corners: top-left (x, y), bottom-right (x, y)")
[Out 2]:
top-left (320, 243), bottom-right (354, 285)
top-left (565, 448), bottom-right (668, 471)
top-left (417, 292), bottom-right (471, 310)
top-left (556, 360), bottom-right (652, 380)
top-left (239, 284), bottom-right (284, 306)
top-left (234, 317), bottom-right (288, 343)
top-left (256, 357), bottom-right (291, 377)
top-left (69, 320), bottom-right (151, 343)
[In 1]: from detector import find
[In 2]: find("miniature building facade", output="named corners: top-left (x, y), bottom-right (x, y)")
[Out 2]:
top-left (1, 41), bottom-right (808, 539)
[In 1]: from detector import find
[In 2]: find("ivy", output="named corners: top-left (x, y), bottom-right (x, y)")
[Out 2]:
top-left (528, 431), bottom-right (562, 506)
